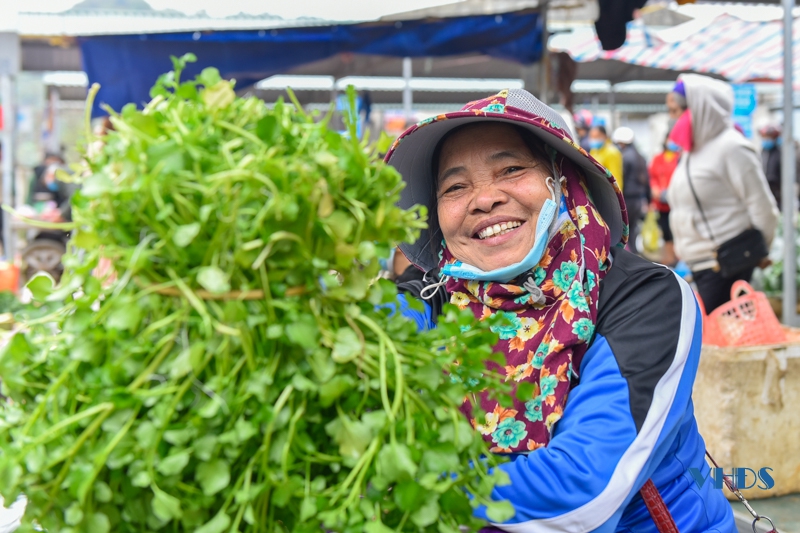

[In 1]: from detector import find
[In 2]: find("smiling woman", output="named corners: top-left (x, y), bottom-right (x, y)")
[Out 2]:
top-left (385, 89), bottom-right (736, 533)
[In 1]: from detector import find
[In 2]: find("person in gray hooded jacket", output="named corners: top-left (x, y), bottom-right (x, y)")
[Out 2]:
top-left (666, 74), bottom-right (778, 312)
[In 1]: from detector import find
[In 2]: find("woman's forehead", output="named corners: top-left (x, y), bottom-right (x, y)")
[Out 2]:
top-left (440, 123), bottom-right (532, 161)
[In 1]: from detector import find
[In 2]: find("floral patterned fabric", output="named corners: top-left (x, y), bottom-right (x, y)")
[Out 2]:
top-left (442, 154), bottom-right (619, 454)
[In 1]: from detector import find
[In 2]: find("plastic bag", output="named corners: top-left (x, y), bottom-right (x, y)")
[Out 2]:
top-left (641, 210), bottom-right (661, 255)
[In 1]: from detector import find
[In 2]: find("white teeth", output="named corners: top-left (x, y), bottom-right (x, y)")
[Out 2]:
top-left (477, 221), bottom-right (521, 239)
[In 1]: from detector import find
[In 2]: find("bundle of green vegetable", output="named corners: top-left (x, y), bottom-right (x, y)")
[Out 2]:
top-left (0, 54), bottom-right (513, 533)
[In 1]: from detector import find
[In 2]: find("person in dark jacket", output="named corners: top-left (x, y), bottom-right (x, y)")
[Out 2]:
top-left (760, 124), bottom-right (782, 206)
top-left (385, 88), bottom-right (734, 532)
top-left (758, 124), bottom-right (800, 209)
top-left (613, 126), bottom-right (650, 255)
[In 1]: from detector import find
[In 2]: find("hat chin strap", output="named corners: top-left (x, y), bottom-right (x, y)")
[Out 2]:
top-left (440, 176), bottom-right (564, 284)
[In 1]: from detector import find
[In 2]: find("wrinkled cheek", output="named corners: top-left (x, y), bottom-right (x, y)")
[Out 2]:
top-left (435, 201), bottom-right (467, 244)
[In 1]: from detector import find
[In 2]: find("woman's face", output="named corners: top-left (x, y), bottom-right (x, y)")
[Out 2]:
top-left (666, 93), bottom-right (685, 120)
top-left (436, 123), bottom-right (552, 272)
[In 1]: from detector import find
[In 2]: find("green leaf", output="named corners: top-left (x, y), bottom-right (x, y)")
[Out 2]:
top-left (285, 315), bottom-right (319, 349)
top-left (516, 381), bottom-right (536, 401)
top-left (410, 498), bottom-right (440, 528)
top-left (86, 512), bottom-right (111, 533)
top-left (300, 497), bottom-right (317, 521)
top-left (195, 512), bottom-right (231, 533)
top-left (156, 450), bottom-right (191, 476)
top-left (202, 81), bottom-right (236, 110)
top-left (324, 417), bottom-right (371, 462)
top-left (193, 435), bottom-right (217, 461)
top-left (364, 520), bottom-right (394, 533)
top-left (319, 374), bottom-right (355, 407)
top-left (485, 500), bottom-right (515, 523)
top-left (331, 327), bottom-right (361, 363)
top-left (197, 67), bottom-right (222, 88)
top-left (438, 420), bottom-right (476, 452)
top-left (196, 265), bottom-right (231, 294)
top-left (196, 459), bottom-right (231, 496)
top-left (94, 481), bottom-right (113, 503)
top-left (394, 480), bottom-right (427, 512)
top-left (26, 273), bottom-right (54, 301)
top-left (64, 502), bottom-right (84, 526)
top-left (173, 223), bottom-right (201, 247)
top-left (422, 443), bottom-right (460, 474)
top-left (152, 488), bottom-right (182, 521)
top-left (106, 305), bottom-right (142, 332)
top-left (377, 443), bottom-right (417, 483)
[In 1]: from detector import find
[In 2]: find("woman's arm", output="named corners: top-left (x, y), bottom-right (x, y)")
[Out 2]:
top-left (474, 272), bottom-right (702, 532)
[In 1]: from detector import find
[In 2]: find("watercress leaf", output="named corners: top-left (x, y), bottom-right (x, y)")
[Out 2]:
top-left (485, 500), bottom-right (515, 523)
top-left (196, 459), bottom-right (230, 496)
top-left (319, 374), bottom-right (355, 407)
top-left (156, 450), bottom-right (191, 476)
top-left (377, 443), bottom-right (417, 483)
top-left (26, 273), bottom-right (54, 301)
top-left (410, 498), bottom-right (440, 528)
top-left (196, 266), bottom-right (231, 294)
top-left (151, 488), bottom-right (182, 521)
top-left (331, 328), bottom-right (360, 363)
top-left (173, 223), bottom-right (201, 247)
top-left (195, 511), bottom-right (231, 533)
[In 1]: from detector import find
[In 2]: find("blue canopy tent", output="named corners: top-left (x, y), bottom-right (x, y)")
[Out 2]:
top-left (79, 10), bottom-right (543, 117)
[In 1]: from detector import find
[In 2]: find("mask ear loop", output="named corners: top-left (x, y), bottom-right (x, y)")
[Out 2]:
top-left (420, 274), bottom-right (449, 300)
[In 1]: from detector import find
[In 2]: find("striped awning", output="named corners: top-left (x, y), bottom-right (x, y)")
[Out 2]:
top-left (551, 15), bottom-right (800, 85)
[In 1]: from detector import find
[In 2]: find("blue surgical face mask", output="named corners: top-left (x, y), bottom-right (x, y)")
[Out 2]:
top-left (666, 140), bottom-right (681, 153)
top-left (762, 139), bottom-right (776, 151)
top-left (441, 177), bottom-right (564, 283)
top-left (47, 181), bottom-right (59, 192)
top-left (588, 139), bottom-right (605, 151)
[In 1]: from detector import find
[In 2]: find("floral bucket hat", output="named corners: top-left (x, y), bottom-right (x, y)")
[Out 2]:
top-left (384, 88), bottom-right (626, 273)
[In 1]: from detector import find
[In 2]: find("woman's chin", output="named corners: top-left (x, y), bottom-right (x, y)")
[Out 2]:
top-left (461, 250), bottom-right (530, 273)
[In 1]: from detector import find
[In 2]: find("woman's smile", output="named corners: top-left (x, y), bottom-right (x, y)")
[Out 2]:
top-left (473, 219), bottom-right (525, 243)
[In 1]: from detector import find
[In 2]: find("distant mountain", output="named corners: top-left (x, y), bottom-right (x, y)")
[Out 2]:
top-left (67, 0), bottom-right (154, 11)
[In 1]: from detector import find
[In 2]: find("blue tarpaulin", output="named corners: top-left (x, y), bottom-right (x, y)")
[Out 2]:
top-left (79, 11), bottom-right (543, 116)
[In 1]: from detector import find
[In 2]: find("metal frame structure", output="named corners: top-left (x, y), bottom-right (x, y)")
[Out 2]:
top-left (781, 0), bottom-right (797, 326)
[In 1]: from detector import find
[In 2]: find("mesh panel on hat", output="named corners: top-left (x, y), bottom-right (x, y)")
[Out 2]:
top-left (506, 89), bottom-right (572, 139)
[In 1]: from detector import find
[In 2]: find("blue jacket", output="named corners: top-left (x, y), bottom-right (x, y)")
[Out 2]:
top-left (397, 250), bottom-right (735, 533)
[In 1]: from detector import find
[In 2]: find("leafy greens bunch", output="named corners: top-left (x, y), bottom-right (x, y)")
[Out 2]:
top-left (0, 55), bottom-right (512, 533)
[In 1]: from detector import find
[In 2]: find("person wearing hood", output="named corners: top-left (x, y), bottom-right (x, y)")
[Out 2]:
top-left (386, 89), bottom-right (734, 532)
top-left (666, 75), bottom-right (779, 313)
top-left (613, 126), bottom-right (650, 254)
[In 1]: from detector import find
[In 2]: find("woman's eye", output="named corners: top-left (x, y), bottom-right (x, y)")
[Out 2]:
top-left (442, 184), bottom-right (465, 194)
top-left (503, 166), bottom-right (525, 175)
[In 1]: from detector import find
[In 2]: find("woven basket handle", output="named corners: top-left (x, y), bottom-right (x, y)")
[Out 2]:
top-left (731, 280), bottom-right (756, 299)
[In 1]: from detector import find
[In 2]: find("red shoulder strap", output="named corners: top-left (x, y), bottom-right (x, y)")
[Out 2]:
top-left (640, 479), bottom-right (680, 533)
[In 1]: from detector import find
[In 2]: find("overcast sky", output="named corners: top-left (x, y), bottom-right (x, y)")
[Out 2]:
top-left (21, 0), bottom-right (457, 20)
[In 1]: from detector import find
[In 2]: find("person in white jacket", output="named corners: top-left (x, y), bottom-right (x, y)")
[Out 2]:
top-left (667, 74), bottom-right (779, 312)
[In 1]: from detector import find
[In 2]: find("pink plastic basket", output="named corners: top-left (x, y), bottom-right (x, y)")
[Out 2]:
top-left (700, 281), bottom-right (787, 347)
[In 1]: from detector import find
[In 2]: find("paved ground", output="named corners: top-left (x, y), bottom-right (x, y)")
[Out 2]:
top-left (733, 494), bottom-right (800, 533)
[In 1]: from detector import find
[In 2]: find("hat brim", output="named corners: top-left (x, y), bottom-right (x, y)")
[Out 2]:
top-left (386, 112), bottom-right (625, 273)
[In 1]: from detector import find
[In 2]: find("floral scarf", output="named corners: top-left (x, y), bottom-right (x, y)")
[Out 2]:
top-left (442, 155), bottom-right (618, 453)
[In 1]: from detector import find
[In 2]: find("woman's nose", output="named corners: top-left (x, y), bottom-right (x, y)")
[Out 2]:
top-left (470, 182), bottom-right (508, 213)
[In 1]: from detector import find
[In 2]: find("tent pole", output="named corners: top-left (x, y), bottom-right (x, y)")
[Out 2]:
top-left (1, 73), bottom-right (14, 262)
top-left (539, 0), bottom-right (549, 104)
top-left (782, 0), bottom-right (798, 326)
top-left (402, 57), bottom-right (413, 122)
